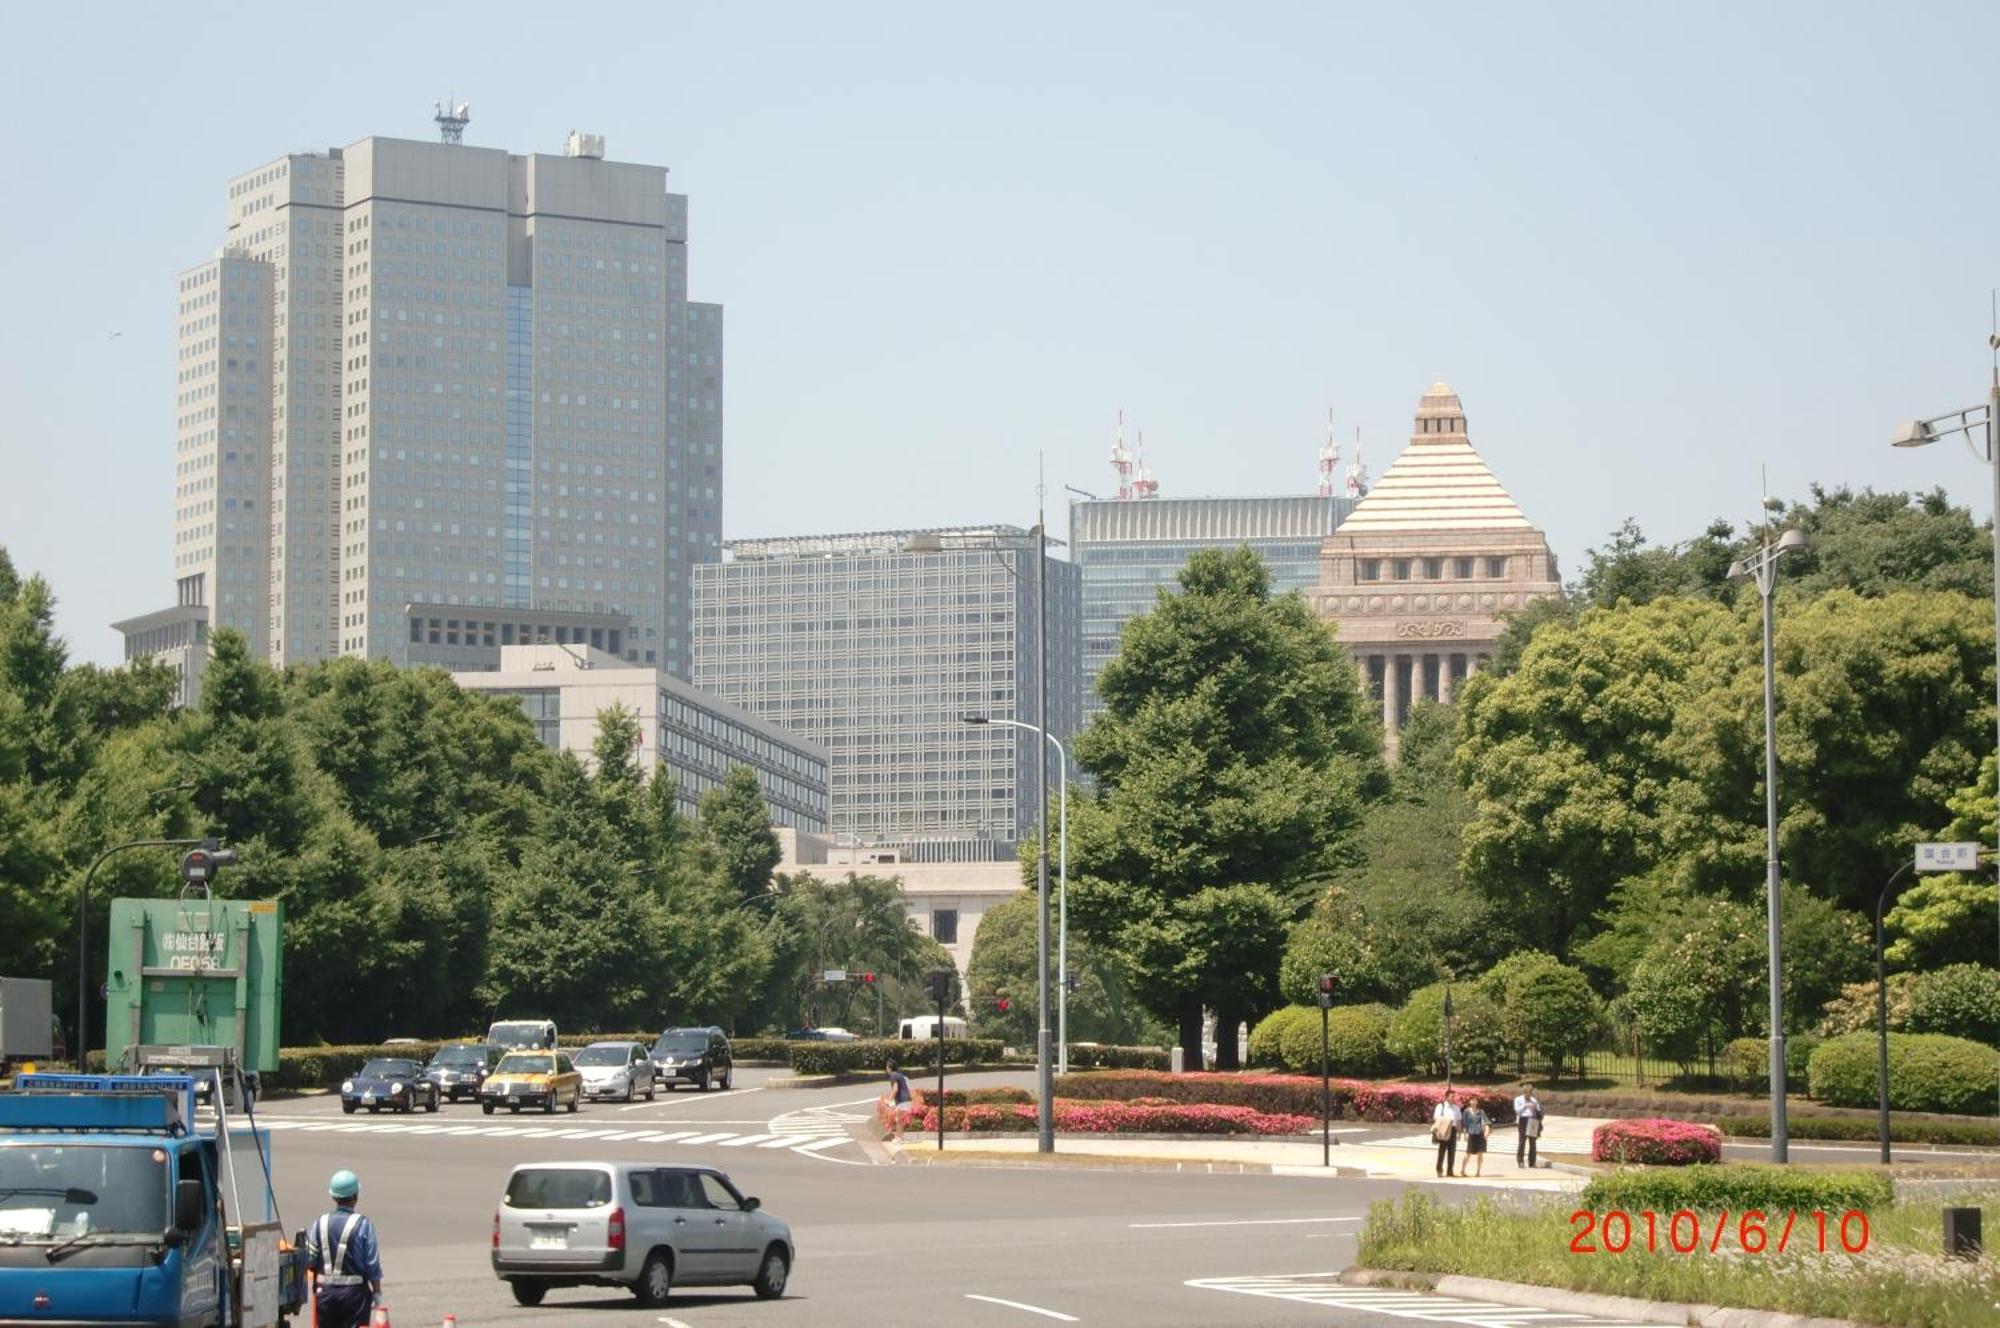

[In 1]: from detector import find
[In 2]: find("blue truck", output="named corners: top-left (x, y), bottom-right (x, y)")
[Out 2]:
top-left (0, 1058), bottom-right (304, 1325)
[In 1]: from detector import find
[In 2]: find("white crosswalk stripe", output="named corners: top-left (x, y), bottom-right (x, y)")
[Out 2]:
top-left (1187, 1274), bottom-right (1651, 1326)
top-left (249, 1114), bottom-right (849, 1155)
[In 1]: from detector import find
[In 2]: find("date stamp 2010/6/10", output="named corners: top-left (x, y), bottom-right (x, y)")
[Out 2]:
top-left (1570, 1209), bottom-right (1871, 1256)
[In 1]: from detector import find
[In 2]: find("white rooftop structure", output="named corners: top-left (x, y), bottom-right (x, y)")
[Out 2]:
top-left (1336, 382), bottom-right (1534, 533)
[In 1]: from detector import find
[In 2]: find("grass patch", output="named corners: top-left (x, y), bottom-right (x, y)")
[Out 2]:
top-left (1358, 1188), bottom-right (2000, 1328)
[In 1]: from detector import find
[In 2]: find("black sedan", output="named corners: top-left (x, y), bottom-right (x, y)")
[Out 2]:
top-left (341, 1057), bottom-right (440, 1114)
top-left (424, 1043), bottom-right (503, 1102)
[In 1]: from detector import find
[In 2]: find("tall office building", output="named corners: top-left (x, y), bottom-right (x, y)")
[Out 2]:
top-left (118, 120), bottom-right (722, 695)
top-left (1069, 494), bottom-right (1354, 715)
top-left (692, 527), bottom-right (1082, 857)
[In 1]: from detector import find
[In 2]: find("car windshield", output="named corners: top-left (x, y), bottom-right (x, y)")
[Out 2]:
top-left (573, 1045), bottom-right (630, 1067)
top-left (497, 1054), bottom-right (554, 1075)
top-left (358, 1059), bottom-right (421, 1079)
top-left (489, 1022), bottom-right (551, 1047)
top-left (505, 1167), bottom-right (611, 1209)
top-left (652, 1034), bottom-right (707, 1054)
top-left (430, 1047), bottom-right (489, 1067)
top-left (0, 1144), bottom-right (167, 1239)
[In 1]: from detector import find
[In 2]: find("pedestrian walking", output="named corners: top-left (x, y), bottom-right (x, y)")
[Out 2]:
top-left (1461, 1100), bottom-right (1490, 1176)
top-left (1431, 1088), bottom-right (1462, 1178)
top-left (304, 1169), bottom-right (382, 1328)
top-left (883, 1061), bottom-right (915, 1142)
top-left (1516, 1084), bottom-right (1543, 1169)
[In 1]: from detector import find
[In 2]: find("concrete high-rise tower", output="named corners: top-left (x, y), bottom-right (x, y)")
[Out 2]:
top-left (117, 123), bottom-right (723, 697)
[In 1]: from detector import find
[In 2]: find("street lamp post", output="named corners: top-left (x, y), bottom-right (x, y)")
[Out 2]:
top-left (1726, 523), bottom-right (1807, 1163)
top-left (963, 716), bottom-right (1070, 1074)
top-left (75, 836), bottom-right (216, 1069)
top-left (1893, 355), bottom-right (2000, 1054)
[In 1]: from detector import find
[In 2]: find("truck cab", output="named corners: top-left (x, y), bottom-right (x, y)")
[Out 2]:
top-left (0, 1070), bottom-right (302, 1326)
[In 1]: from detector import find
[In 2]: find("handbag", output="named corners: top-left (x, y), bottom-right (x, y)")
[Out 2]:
top-left (1430, 1118), bottom-right (1452, 1143)
top-left (1525, 1115), bottom-right (1543, 1139)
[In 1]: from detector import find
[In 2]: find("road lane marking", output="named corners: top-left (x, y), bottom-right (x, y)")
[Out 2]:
top-left (718, 1133), bottom-right (780, 1146)
top-left (619, 1087), bottom-right (750, 1111)
top-left (793, 1136), bottom-right (851, 1152)
top-left (678, 1132), bottom-right (738, 1145)
top-left (631, 1130), bottom-right (698, 1142)
top-left (1187, 1274), bottom-right (1649, 1326)
top-left (964, 1294), bottom-right (1079, 1321)
top-left (1130, 1216), bottom-right (1365, 1229)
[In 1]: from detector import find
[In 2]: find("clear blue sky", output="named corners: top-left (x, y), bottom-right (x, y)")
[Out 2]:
top-left (4, 1), bottom-right (1997, 664)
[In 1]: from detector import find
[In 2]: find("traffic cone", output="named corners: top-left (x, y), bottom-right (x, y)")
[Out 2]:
top-left (370, 1307), bottom-right (391, 1328)
top-left (441, 1317), bottom-right (457, 1328)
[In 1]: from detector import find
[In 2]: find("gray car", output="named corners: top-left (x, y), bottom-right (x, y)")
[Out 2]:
top-left (575, 1040), bottom-right (657, 1102)
top-left (493, 1161), bottom-right (793, 1307)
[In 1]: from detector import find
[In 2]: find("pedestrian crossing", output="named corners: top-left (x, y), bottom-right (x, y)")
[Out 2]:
top-left (1186, 1274), bottom-right (1650, 1327)
top-left (247, 1114), bottom-right (851, 1155)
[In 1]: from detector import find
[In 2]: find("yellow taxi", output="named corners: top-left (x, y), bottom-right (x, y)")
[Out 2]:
top-left (479, 1048), bottom-right (584, 1115)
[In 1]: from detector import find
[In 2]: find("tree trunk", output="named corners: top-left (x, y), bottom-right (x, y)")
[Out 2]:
top-left (1178, 999), bottom-right (1204, 1071)
top-left (1212, 1006), bottom-right (1242, 1071)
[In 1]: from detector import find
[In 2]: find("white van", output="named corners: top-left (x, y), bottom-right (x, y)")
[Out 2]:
top-left (897, 1015), bottom-right (968, 1040)
top-left (488, 1018), bottom-right (558, 1050)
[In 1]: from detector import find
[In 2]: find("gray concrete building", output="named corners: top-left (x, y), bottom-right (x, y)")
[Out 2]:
top-left (120, 122), bottom-right (722, 695)
top-left (454, 643), bottom-right (829, 830)
top-left (693, 527), bottom-right (1081, 857)
top-left (1069, 494), bottom-right (1354, 716)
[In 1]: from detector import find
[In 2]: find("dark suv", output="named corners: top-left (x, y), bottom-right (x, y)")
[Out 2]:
top-left (424, 1043), bottom-right (504, 1102)
top-left (650, 1027), bottom-right (732, 1092)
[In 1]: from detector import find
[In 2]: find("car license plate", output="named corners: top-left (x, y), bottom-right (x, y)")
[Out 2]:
top-left (361, 1093), bottom-right (374, 1104)
top-left (531, 1230), bottom-right (567, 1250)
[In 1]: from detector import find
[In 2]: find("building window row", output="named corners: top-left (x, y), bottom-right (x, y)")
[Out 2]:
top-left (1358, 555), bottom-right (1508, 583)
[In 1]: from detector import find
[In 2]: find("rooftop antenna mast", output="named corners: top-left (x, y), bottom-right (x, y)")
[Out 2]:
top-left (1133, 429), bottom-right (1158, 498)
top-left (1110, 410), bottom-right (1135, 501)
top-left (1318, 407), bottom-right (1341, 497)
top-left (433, 98), bottom-right (472, 145)
top-left (1345, 428), bottom-right (1369, 498)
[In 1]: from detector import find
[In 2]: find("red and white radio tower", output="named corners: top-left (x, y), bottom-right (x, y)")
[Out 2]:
top-left (1133, 430), bottom-right (1158, 498)
top-left (1317, 407), bottom-right (1340, 497)
top-left (1109, 410), bottom-right (1136, 500)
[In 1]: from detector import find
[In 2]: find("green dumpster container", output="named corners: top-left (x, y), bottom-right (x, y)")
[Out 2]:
top-left (104, 897), bottom-right (283, 1073)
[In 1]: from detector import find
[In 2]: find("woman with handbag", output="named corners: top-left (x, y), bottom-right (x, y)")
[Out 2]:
top-left (1431, 1088), bottom-right (1462, 1177)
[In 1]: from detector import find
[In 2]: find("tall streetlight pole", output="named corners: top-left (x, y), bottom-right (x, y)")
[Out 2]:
top-left (1032, 471), bottom-right (1053, 1154)
top-left (76, 836), bottom-right (215, 1069)
top-left (1726, 522), bottom-right (1807, 1163)
top-left (963, 716), bottom-right (1069, 1073)
top-left (1893, 351), bottom-right (2000, 1058)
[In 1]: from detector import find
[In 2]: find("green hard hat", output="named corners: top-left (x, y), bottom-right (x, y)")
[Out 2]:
top-left (328, 1169), bottom-right (360, 1200)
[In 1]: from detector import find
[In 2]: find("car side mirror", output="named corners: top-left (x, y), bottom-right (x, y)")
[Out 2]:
top-left (743, 1196), bottom-right (760, 1212)
top-left (174, 1178), bottom-right (205, 1233)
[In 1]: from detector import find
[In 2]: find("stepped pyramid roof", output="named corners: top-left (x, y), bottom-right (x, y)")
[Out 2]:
top-left (1340, 382), bottom-right (1534, 533)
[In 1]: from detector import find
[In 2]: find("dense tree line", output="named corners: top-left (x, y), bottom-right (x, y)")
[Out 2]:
top-left (0, 550), bottom-right (938, 1050)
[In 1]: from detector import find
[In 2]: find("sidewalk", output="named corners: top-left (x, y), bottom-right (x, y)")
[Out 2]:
top-left (884, 1116), bottom-right (1606, 1192)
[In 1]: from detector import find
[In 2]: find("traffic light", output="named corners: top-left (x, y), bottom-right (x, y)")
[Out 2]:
top-left (924, 969), bottom-right (953, 1005)
top-left (1316, 972), bottom-right (1336, 1009)
top-left (179, 844), bottom-right (239, 889)
top-left (1063, 971), bottom-right (1081, 994)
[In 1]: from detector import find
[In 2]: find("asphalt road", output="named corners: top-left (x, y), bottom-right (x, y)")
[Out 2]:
top-left (249, 1068), bottom-right (1663, 1328)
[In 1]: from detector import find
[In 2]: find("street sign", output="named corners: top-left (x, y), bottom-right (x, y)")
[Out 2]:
top-left (822, 968), bottom-right (847, 983)
top-left (1915, 842), bottom-right (1981, 873)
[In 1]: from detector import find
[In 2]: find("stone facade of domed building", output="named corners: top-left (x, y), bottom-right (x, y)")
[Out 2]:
top-left (1306, 382), bottom-right (1562, 756)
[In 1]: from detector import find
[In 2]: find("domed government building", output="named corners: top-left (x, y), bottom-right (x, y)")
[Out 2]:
top-left (1307, 382), bottom-right (1562, 757)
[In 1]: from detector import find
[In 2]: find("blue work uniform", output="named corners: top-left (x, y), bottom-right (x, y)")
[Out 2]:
top-left (305, 1205), bottom-right (383, 1328)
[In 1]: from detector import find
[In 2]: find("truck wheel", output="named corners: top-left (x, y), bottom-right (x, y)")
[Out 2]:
top-left (511, 1279), bottom-right (548, 1307)
top-left (482, 1102), bottom-right (495, 1115)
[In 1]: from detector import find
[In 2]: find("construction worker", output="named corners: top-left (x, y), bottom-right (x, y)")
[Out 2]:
top-left (304, 1169), bottom-right (383, 1328)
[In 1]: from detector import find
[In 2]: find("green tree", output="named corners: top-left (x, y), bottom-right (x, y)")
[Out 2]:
top-left (1069, 547), bottom-right (1382, 1068)
top-left (1886, 753), bottom-right (2000, 969)
top-left (1476, 951), bottom-right (1603, 1077)
top-left (760, 873), bottom-right (944, 1033)
top-left (963, 889), bottom-right (1160, 1047)
top-left (1386, 982), bottom-right (1506, 1078)
top-left (1621, 899), bottom-right (1767, 1067)
top-left (701, 765), bottom-right (781, 906)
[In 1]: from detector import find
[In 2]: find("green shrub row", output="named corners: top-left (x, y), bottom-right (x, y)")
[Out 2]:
top-left (731, 1037), bottom-right (792, 1062)
top-left (1808, 1032), bottom-right (2000, 1114)
top-left (1710, 1113), bottom-right (2000, 1147)
top-left (1720, 1034), bottom-right (1821, 1088)
top-left (793, 1037), bottom-right (1004, 1075)
top-left (1580, 1166), bottom-right (1893, 1215)
top-left (1249, 1004), bottom-right (1394, 1075)
top-left (1062, 1044), bottom-right (1171, 1070)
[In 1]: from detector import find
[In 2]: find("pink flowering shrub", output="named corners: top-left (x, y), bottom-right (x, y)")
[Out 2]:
top-left (911, 1098), bottom-right (1317, 1136)
top-left (1351, 1083), bottom-right (1513, 1124)
top-left (1054, 1069), bottom-right (1515, 1125)
top-left (1591, 1117), bottom-right (1723, 1166)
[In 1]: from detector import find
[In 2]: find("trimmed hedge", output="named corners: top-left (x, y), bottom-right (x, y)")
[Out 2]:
top-left (1580, 1166), bottom-right (1893, 1215)
top-left (1711, 1113), bottom-right (2000, 1147)
top-left (1590, 1118), bottom-right (1722, 1165)
top-left (732, 1037), bottom-right (792, 1062)
top-left (1808, 1031), bottom-right (2000, 1114)
top-left (910, 1099), bottom-right (1318, 1136)
top-left (1051, 1070), bottom-right (1514, 1125)
top-left (1248, 1007), bottom-right (1312, 1068)
top-left (792, 1037), bottom-right (1003, 1075)
top-left (1249, 1004), bottom-right (1395, 1075)
top-left (1063, 1044), bottom-right (1171, 1071)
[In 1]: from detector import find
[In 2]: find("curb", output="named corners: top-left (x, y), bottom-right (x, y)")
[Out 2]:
top-left (1341, 1269), bottom-right (1866, 1328)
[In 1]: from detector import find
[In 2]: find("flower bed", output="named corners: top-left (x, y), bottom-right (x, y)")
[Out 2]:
top-left (880, 1089), bottom-right (1316, 1137)
top-left (1591, 1117), bottom-right (1723, 1165)
top-left (1053, 1069), bottom-right (1514, 1125)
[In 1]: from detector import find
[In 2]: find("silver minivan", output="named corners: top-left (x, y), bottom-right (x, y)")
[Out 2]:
top-left (492, 1161), bottom-right (793, 1307)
